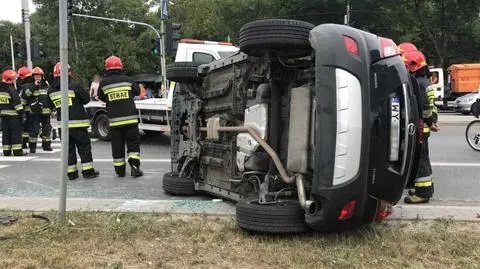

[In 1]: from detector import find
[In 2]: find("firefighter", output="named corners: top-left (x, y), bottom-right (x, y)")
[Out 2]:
top-left (0, 70), bottom-right (27, 156)
top-left (401, 48), bottom-right (439, 204)
top-left (17, 66), bottom-right (34, 149)
top-left (98, 56), bottom-right (143, 178)
top-left (48, 63), bottom-right (99, 180)
top-left (23, 67), bottom-right (53, 153)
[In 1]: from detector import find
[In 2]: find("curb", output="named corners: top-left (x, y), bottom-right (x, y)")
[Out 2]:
top-left (1, 197), bottom-right (479, 221)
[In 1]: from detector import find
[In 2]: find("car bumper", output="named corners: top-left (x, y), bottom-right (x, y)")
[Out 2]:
top-left (454, 103), bottom-right (472, 113)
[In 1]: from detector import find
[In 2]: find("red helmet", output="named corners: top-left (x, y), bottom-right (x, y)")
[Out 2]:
top-left (17, 66), bottom-right (31, 79)
top-left (53, 62), bottom-right (71, 77)
top-left (403, 50), bottom-right (427, 73)
top-left (32, 67), bottom-right (45, 76)
top-left (398, 42), bottom-right (418, 55)
top-left (2, 70), bottom-right (18, 84)
top-left (105, 56), bottom-right (124, 71)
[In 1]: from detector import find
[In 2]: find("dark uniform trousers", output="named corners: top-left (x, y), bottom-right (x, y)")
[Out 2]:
top-left (415, 134), bottom-right (434, 198)
top-left (22, 111), bottom-right (31, 147)
top-left (60, 127), bottom-right (95, 177)
top-left (1, 116), bottom-right (23, 156)
top-left (29, 114), bottom-right (52, 148)
top-left (111, 124), bottom-right (140, 176)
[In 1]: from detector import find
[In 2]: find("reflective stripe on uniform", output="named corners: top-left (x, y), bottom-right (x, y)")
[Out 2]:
top-left (22, 133), bottom-right (29, 138)
top-left (426, 86), bottom-right (438, 114)
top-left (37, 89), bottom-right (48, 95)
top-left (41, 108), bottom-right (52, 114)
top-left (128, 152), bottom-right (140, 160)
top-left (12, 144), bottom-right (22, 150)
top-left (24, 89), bottom-right (33, 96)
top-left (102, 82), bottom-right (132, 91)
top-left (41, 136), bottom-right (51, 142)
top-left (15, 104), bottom-right (23, 111)
top-left (68, 119), bottom-right (90, 128)
top-left (2, 145), bottom-right (11, 150)
top-left (68, 165), bottom-right (78, 173)
top-left (114, 158), bottom-right (126, 166)
top-left (415, 181), bottom-right (433, 187)
top-left (49, 90), bottom-right (75, 99)
top-left (82, 162), bottom-right (94, 171)
top-left (109, 115), bottom-right (138, 127)
top-left (29, 137), bottom-right (38, 143)
top-left (0, 110), bottom-right (18, 116)
top-left (104, 86), bottom-right (132, 95)
top-left (0, 92), bottom-right (11, 98)
top-left (423, 127), bottom-right (430, 133)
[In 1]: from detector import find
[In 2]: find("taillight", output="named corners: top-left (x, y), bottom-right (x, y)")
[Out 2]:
top-left (343, 35), bottom-right (359, 56)
top-left (380, 37), bottom-right (400, 58)
top-left (338, 200), bottom-right (356, 221)
top-left (376, 200), bottom-right (393, 221)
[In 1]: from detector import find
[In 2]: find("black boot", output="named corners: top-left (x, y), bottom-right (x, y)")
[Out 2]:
top-left (131, 165), bottom-right (143, 178)
top-left (82, 169), bottom-right (100, 179)
top-left (68, 171), bottom-right (79, 180)
top-left (13, 150), bottom-right (28, 156)
top-left (29, 142), bottom-right (36, 154)
top-left (42, 140), bottom-right (53, 151)
top-left (52, 129), bottom-right (57, 140)
top-left (115, 165), bottom-right (126, 178)
top-left (3, 150), bottom-right (11, 156)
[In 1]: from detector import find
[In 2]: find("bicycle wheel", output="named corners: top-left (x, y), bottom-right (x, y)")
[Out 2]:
top-left (465, 120), bottom-right (480, 151)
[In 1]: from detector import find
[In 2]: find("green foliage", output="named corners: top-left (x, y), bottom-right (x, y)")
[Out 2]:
top-left (1, 0), bottom-right (480, 86)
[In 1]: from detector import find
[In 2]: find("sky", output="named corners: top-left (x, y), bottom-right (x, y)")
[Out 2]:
top-left (0, 0), bottom-right (36, 23)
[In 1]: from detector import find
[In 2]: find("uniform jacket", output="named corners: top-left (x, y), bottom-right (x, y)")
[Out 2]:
top-left (0, 82), bottom-right (23, 117)
top-left (47, 78), bottom-right (90, 128)
top-left (21, 80), bottom-right (52, 115)
top-left (97, 70), bottom-right (140, 128)
top-left (415, 74), bottom-right (437, 134)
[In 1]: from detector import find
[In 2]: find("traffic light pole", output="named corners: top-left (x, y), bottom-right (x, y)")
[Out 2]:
top-left (160, 19), bottom-right (167, 97)
top-left (21, 0), bottom-right (33, 70)
top-left (58, 0), bottom-right (70, 222)
top-left (72, 13), bottom-right (167, 95)
top-left (10, 35), bottom-right (15, 70)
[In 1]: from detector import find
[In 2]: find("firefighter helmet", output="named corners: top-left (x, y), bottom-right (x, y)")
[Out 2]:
top-left (32, 67), bottom-right (45, 76)
top-left (17, 66), bottom-right (32, 79)
top-left (105, 56), bottom-right (124, 71)
top-left (53, 62), bottom-right (71, 77)
top-left (2, 70), bottom-right (18, 84)
top-left (403, 50), bottom-right (427, 73)
top-left (398, 42), bottom-right (418, 55)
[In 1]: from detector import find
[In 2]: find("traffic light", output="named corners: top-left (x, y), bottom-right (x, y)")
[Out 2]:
top-left (67, 0), bottom-right (73, 21)
top-left (14, 42), bottom-right (26, 59)
top-left (31, 41), bottom-right (45, 60)
top-left (166, 23), bottom-right (182, 55)
top-left (151, 37), bottom-right (161, 56)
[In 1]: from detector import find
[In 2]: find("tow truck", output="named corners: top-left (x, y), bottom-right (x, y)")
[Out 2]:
top-left (84, 39), bottom-right (239, 140)
top-left (162, 19), bottom-right (422, 233)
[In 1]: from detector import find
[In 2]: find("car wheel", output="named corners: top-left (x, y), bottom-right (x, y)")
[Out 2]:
top-left (236, 197), bottom-right (309, 234)
top-left (93, 113), bottom-right (111, 141)
top-left (162, 172), bottom-right (196, 196)
top-left (166, 62), bottom-right (202, 83)
top-left (239, 19), bottom-right (315, 58)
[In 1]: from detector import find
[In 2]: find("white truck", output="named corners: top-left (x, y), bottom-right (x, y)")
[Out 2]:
top-left (85, 39), bottom-right (239, 140)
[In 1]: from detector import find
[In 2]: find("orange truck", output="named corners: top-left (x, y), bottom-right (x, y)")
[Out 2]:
top-left (432, 64), bottom-right (480, 110)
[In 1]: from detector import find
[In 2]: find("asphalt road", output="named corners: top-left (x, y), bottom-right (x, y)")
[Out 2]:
top-left (0, 113), bottom-right (479, 202)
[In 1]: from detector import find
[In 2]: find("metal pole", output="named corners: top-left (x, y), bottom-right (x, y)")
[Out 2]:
top-left (160, 19), bottom-right (167, 98)
top-left (10, 35), bottom-right (15, 70)
top-left (344, 1), bottom-right (351, 26)
top-left (21, 0), bottom-right (33, 69)
top-left (58, 0), bottom-right (70, 222)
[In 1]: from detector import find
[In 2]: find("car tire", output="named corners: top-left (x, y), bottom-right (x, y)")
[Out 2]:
top-left (166, 62), bottom-right (202, 83)
top-left (162, 172), bottom-right (196, 196)
top-left (93, 113), bottom-right (111, 141)
top-left (236, 197), bottom-right (309, 234)
top-left (239, 19), bottom-right (315, 58)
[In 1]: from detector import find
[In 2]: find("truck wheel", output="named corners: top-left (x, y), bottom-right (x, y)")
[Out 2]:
top-left (239, 19), bottom-right (315, 58)
top-left (162, 172), bottom-right (196, 196)
top-left (93, 113), bottom-right (111, 141)
top-left (166, 62), bottom-right (202, 83)
top-left (236, 197), bottom-right (309, 234)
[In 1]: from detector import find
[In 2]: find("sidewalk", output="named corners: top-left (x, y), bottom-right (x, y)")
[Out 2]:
top-left (1, 197), bottom-right (479, 221)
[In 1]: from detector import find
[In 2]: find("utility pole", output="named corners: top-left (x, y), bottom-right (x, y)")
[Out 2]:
top-left (58, 0), bottom-right (70, 222)
top-left (160, 0), bottom-right (168, 98)
top-left (344, 1), bottom-right (351, 26)
top-left (21, 0), bottom-right (33, 69)
top-left (10, 35), bottom-right (15, 70)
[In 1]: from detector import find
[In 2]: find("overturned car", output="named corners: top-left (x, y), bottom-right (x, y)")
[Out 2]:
top-left (163, 19), bottom-right (420, 233)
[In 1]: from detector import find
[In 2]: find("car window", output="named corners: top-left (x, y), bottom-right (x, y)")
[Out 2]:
top-left (193, 52), bottom-right (215, 64)
top-left (218, 51), bottom-right (236, 59)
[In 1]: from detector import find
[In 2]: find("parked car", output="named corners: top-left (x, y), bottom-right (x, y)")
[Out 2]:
top-left (162, 19), bottom-right (421, 233)
top-left (454, 92), bottom-right (478, 115)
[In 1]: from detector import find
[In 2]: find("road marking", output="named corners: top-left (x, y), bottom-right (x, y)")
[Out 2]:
top-left (0, 156), bottom-right (38, 161)
top-left (0, 165), bottom-right (10, 169)
top-left (32, 158), bottom-right (171, 163)
top-left (432, 162), bottom-right (480, 167)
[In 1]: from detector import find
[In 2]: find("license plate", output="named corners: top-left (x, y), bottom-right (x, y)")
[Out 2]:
top-left (389, 96), bottom-right (400, 161)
